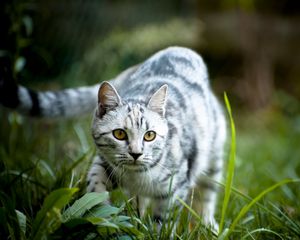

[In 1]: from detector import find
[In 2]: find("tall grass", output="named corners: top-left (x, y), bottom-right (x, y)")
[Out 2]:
top-left (219, 93), bottom-right (236, 234)
top-left (0, 93), bottom-right (300, 239)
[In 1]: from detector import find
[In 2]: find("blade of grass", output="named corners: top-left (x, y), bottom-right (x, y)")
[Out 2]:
top-left (176, 197), bottom-right (201, 221)
top-left (0, 193), bottom-right (24, 240)
top-left (177, 197), bottom-right (219, 238)
top-left (74, 123), bottom-right (90, 152)
top-left (269, 202), bottom-right (300, 234)
top-left (38, 160), bottom-right (56, 181)
top-left (2, 169), bottom-right (47, 190)
top-left (216, 180), bottom-right (300, 236)
top-left (54, 148), bottom-right (94, 188)
top-left (223, 178), bottom-right (299, 239)
top-left (219, 93), bottom-right (236, 234)
top-left (241, 227), bottom-right (284, 240)
top-left (64, 147), bottom-right (95, 177)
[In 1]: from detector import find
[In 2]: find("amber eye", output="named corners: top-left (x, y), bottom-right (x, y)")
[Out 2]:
top-left (144, 131), bottom-right (156, 142)
top-left (112, 129), bottom-right (127, 141)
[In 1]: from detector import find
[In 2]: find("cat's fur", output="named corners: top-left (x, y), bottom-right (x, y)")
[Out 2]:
top-left (0, 47), bottom-right (226, 229)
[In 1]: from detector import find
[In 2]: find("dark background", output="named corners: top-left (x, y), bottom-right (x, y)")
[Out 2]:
top-left (0, 2), bottom-right (300, 238)
top-left (1, 0), bottom-right (299, 111)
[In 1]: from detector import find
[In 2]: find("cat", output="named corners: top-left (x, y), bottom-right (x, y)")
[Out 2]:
top-left (0, 46), bottom-right (226, 231)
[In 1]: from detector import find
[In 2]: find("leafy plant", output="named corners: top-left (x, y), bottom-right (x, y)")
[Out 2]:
top-left (1, 95), bottom-right (300, 239)
top-left (1, 189), bottom-right (143, 240)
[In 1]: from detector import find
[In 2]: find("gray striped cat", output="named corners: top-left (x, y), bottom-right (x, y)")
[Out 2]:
top-left (0, 47), bottom-right (226, 231)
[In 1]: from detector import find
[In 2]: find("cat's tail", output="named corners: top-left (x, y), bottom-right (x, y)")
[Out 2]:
top-left (0, 57), bottom-right (138, 118)
top-left (12, 85), bottom-right (100, 118)
top-left (0, 58), bottom-right (98, 117)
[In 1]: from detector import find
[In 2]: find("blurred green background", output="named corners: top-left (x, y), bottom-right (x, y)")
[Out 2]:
top-left (0, 0), bottom-right (300, 238)
top-left (1, 0), bottom-right (300, 107)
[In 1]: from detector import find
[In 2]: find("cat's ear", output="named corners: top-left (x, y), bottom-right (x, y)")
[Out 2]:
top-left (97, 81), bottom-right (122, 117)
top-left (147, 84), bottom-right (168, 117)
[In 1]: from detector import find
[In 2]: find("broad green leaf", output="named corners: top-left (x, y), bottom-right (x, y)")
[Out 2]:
top-left (51, 218), bottom-right (97, 239)
top-left (64, 218), bottom-right (91, 228)
top-left (116, 220), bottom-right (134, 228)
top-left (30, 188), bottom-right (78, 240)
top-left (86, 216), bottom-right (106, 224)
top-left (84, 204), bottom-right (120, 218)
top-left (98, 221), bottom-right (120, 229)
top-left (114, 215), bottom-right (131, 222)
top-left (113, 215), bottom-right (134, 228)
top-left (117, 236), bottom-right (134, 240)
top-left (120, 226), bottom-right (144, 238)
top-left (62, 192), bottom-right (109, 221)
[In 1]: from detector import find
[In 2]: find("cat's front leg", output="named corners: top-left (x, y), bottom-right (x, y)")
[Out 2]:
top-left (195, 174), bottom-right (220, 232)
top-left (152, 183), bottom-right (190, 235)
top-left (136, 196), bottom-right (150, 218)
top-left (87, 156), bottom-right (113, 198)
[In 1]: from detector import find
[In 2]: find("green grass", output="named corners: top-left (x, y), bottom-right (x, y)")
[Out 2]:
top-left (0, 94), bottom-right (300, 239)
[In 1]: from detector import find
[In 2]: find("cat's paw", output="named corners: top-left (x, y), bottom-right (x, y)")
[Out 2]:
top-left (203, 216), bottom-right (219, 234)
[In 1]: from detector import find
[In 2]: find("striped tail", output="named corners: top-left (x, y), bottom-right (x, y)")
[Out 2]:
top-left (14, 85), bottom-right (99, 117)
top-left (0, 62), bottom-right (99, 117)
top-left (0, 58), bottom-right (138, 118)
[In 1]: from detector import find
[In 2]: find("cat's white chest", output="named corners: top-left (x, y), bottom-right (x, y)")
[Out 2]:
top-left (119, 171), bottom-right (167, 197)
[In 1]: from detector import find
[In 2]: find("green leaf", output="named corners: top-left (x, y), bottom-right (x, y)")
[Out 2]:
top-left (62, 192), bottom-right (109, 221)
top-left (64, 218), bottom-right (92, 228)
top-left (16, 210), bottom-right (26, 235)
top-left (98, 221), bottom-right (120, 229)
top-left (30, 188), bottom-right (78, 240)
top-left (114, 215), bottom-right (131, 222)
top-left (113, 215), bottom-right (133, 229)
top-left (117, 236), bottom-right (135, 240)
top-left (86, 216), bottom-right (107, 224)
top-left (51, 218), bottom-right (97, 239)
top-left (84, 204), bottom-right (120, 218)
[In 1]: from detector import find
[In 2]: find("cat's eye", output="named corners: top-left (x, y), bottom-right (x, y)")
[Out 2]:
top-left (112, 129), bottom-right (127, 141)
top-left (144, 131), bottom-right (156, 142)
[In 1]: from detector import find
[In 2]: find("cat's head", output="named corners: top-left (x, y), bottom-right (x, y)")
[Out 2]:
top-left (92, 82), bottom-right (168, 171)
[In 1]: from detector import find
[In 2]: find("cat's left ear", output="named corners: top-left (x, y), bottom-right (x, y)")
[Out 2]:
top-left (97, 81), bottom-right (122, 117)
top-left (147, 84), bottom-right (168, 117)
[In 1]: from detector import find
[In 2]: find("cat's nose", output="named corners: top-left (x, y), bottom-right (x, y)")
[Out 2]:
top-left (129, 152), bottom-right (143, 161)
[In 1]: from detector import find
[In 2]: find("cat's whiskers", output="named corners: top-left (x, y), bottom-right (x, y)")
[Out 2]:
top-left (145, 166), bottom-right (155, 194)
top-left (152, 160), bottom-right (172, 176)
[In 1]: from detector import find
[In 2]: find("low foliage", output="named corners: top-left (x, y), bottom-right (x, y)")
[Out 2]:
top-left (0, 94), bottom-right (300, 239)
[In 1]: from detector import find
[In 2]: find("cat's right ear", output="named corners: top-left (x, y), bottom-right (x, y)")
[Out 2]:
top-left (97, 81), bottom-right (122, 117)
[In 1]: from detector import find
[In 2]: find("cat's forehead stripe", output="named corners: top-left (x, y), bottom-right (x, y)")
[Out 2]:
top-left (125, 103), bottom-right (148, 129)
